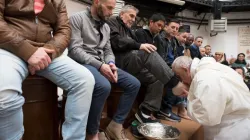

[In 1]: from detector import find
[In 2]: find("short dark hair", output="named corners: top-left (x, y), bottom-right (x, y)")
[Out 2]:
top-left (204, 45), bottom-right (211, 48)
top-left (238, 53), bottom-right (245, 57)
top-left (232, 66), bottom-right (245, 77)
top-left (149, 13), bottom-right (166, 23)
top-left (195, 36), bottom-right (203, 40)
top-left (166, 18), bottom-right (180, 25)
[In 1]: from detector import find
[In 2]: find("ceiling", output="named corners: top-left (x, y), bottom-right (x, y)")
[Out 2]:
top-left (123, 0), bottom-right (250, 18)
top-left (78, 0), bottom-right (250, 24)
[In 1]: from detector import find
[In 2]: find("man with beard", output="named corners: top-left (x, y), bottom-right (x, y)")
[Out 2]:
top-left (68, 0), bottom-right (141, 139)
top-left (107, 5), bottom-right (188, 124)
top-left (204, 45), bottom-right (213, 57)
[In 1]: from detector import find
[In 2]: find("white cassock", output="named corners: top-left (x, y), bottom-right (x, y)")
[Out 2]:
top-left (187, 57), bottom-right (250, 140)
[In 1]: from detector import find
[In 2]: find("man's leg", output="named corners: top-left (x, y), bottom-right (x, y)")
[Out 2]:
top-left (0, 49), bottom-right (28, 140)
top-left (83, 65), bottom-right (111, 139)
top-left (123, 50), bottom-right (174, 85)
top-left (36, 56), bottom-right (95, 140)
top-left (176, 97), bottom-right (190, 120)
top-left (133, 69), bottom-right (164, 123)
top-left (159, 88), bottom-right (181, 122)
top-left (106, 69), bottom-right (140, 139)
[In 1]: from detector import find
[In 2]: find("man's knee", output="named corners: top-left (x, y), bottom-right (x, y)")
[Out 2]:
top-left (0, 90), bottom-right (24, 117)
top-left (96, 80), bottom-right (111, 96)
top-left (73, 68), bottom-right (95, 90)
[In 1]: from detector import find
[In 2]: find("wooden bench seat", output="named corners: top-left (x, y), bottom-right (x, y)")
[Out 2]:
top-left (22, 75), bottom-right (59, 140)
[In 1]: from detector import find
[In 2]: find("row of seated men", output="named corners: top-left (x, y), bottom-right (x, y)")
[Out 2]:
top-left (1, 0), bottom-right (250, 140)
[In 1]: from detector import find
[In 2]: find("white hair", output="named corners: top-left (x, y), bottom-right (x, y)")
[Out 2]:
top-left (119, 5), bottom-right (139, 15)
top-left (172, 56), bottom-right (192, 71)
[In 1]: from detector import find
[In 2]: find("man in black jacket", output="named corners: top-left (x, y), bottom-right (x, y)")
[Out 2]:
top-left (135, 13), bottom-right (165, 44)
top-left (107, 5), bottom-right (188, 123)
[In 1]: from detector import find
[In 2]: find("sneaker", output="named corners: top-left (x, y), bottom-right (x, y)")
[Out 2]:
top-left (130, 120), bottom-right (144, 139)
top-left (157, 108), bottom-right (181, 122)
top-left (135, 111), bottom-right (160, 123)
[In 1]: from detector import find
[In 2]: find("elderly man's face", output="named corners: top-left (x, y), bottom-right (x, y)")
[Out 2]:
top-left (173, 67), bottom-right (192, 86)
top-left (120, 9), bottom-right (137, 28)
top-left (200, 48), bottom-right (205, 56)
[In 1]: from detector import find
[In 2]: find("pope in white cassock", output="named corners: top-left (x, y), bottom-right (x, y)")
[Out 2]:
top-left (172, 56), bottom-right (250, 140)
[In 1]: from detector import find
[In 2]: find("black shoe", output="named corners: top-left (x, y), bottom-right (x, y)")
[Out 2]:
top-left (131, 120), bottom-right (144, 139)
top-left (135, 111), bottom-right (160, 123)
top-left (157, 108), bottom-right (181, 122)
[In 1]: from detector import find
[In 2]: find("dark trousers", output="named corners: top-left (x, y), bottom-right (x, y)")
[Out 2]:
top-left (84, 65), bottom-right (140, 135)
top-left (120, 50), bottom-right (174, 112)
top-left (162, 88), bottom-right (187, 110)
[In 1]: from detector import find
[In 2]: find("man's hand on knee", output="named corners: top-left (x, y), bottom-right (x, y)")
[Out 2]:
top-left (139, 44), bottom-right (157, 53)
top-left (27, 47), bottom-right (54, 74)
top-left (100, 64), bottom-right (117, 83)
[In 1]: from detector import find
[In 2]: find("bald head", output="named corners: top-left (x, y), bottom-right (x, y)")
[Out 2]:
top-left (185, 34), bottom-right (194, 46)
top-left (172, 56), bottom-right (192, 71)
top-left (92, 0), bottom-right (116, 21)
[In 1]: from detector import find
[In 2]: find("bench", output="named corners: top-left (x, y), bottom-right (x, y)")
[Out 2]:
top-left (22, 75), bottom-right (59, 140)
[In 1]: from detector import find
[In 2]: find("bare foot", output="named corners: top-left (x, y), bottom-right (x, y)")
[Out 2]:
top-left (178, 105), bottom-right (192, 120)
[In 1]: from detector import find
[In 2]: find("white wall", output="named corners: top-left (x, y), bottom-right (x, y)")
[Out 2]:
top-left (65, 0), bottom-right (88, 16)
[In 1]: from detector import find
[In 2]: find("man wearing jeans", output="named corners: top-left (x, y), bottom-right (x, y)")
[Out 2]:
top-left (68, 0), bottom-right (140, 139)
top-left (0, 0), bottom-right (95, 140)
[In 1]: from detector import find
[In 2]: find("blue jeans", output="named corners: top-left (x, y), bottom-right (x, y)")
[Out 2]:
top-left (84, 65), bottom-right (140, 135)
top-left (162, 88), bottom-right (187, 110)
top-left (0, 49), bottom-right (95, 140)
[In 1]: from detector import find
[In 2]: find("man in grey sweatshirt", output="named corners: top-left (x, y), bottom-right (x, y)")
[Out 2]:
top-left (68, 0), bottom-right (140, 139)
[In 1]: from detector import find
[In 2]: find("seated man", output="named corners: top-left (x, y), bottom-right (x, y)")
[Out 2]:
top-left (183, 33), bottom-right (194, 57)
top-left (204, 45), bottom-right (213, 57)
top-left (107, 5), bottom-right (188, 123)
top-left (154, 21), bottom-right (189, 121)
top-left (189, 36), bottom-right (203, 59)
top-left (172, 56), bottom-right (250, 140)
top-left (199, 47), bottom-right (205, 57)
top-left (0, 0), bottom-right (95, 140)
top-left (68, 0), bottom-right (140, 139)
top-left (232, 66), bottom-right (250, 90)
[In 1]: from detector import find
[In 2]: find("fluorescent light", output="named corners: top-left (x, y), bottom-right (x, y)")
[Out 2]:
top-left (157, 0), bottom-right (185, 6)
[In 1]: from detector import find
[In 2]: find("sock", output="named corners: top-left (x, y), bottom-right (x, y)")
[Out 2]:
top-left (141, 111), bottom-right (151, 118)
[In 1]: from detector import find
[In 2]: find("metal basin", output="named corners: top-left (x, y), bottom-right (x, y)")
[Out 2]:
top-left (137, 123), bottom-right (181, 140)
